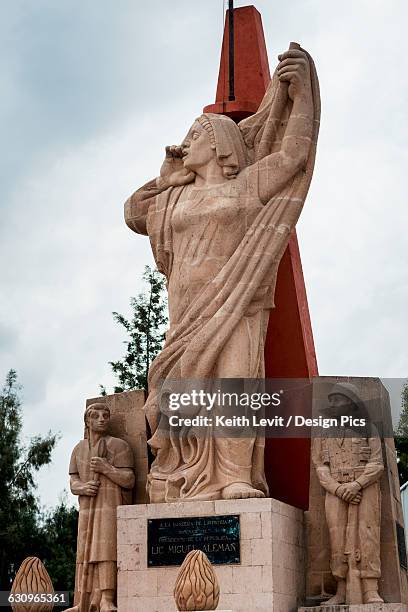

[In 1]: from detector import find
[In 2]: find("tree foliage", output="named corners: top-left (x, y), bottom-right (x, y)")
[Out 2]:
top-left (37, 496), bottom-right (78, 597)
top-left (102, 265), bottom-right (168, 393)
top-left (0, 369), bottom-right (78, 595)
top-left (394, 381), bottom-right (408, 485)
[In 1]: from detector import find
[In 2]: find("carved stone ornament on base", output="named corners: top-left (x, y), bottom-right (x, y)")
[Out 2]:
top-left (124, 41), bottom-right (320, 504)
top-left (174, 550), bottom-right (220, 611)
top-left (11, 557), bottom-right (54, 612)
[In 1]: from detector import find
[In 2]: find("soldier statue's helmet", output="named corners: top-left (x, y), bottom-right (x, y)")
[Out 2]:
top-left (319, 381), bottom-right (368, 419)
top-left (318, 382), bottom-right (376, 437)
top-left (327, 382), bottom-right (364, 410)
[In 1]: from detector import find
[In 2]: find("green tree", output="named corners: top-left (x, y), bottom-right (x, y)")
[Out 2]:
top-left (395, 381), bottom-right (408, 485)
top-left (0, 369), bottom-right (59, 587)
top-left (102, 265), bottom-right (168, 393)
top-left (37, 494), bottom-right (78, 599)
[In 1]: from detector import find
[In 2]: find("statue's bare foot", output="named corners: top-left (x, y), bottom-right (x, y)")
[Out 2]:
top-left (221, 482), bottom-right (265, 499)
top-left (364, 592), bottom-right (384, 604)
top-left (321, 580), bottom-right (346, 606)
top-left (321, 595), bottom-right (344, 606)
top-left (98, 588), bottom-right (116, 612)
top-left (362, 578), bottom-right (383, 603)
top-left (100, 600), bottom-right (117, 612)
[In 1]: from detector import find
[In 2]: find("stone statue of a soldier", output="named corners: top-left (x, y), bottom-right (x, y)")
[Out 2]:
top-left (67, 403), bottom-right (135, 612)
top-left (312, 382), bottom-right (384, 605)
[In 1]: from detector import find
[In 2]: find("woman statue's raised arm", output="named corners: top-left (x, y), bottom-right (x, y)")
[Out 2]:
top-left (240, 45), bottom-right (318, 205)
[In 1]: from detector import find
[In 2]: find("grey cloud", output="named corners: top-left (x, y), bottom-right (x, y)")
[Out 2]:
top-left (0, 322), bottom-right (18, 352)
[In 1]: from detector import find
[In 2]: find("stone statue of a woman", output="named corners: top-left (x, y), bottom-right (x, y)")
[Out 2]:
top-left (125, 45), bottom-right (320, 503)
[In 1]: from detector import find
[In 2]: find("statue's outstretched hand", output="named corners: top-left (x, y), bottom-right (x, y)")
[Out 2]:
top-left (277, 49), bottom-right (312, 102)
top-left (159, 145), bottom-right (195, 187)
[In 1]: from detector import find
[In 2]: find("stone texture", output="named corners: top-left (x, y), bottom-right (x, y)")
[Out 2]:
top-left (124, 43), bottom-right (320, 504)
top-left (157, 568), bottom-right (179, 596)
top-left (128, 570), bottom-right (158, 598)
top-left (117, 498), bottom-right (305, 611)
top-left (239, 511), bottom-right (262, 539)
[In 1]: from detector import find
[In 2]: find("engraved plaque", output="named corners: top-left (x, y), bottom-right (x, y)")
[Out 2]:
top-left (147, 514), bottom-right (240, 567)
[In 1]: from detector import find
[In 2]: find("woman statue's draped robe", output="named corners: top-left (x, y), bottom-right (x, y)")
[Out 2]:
top-left (125, 47), bottom-right (320, 502)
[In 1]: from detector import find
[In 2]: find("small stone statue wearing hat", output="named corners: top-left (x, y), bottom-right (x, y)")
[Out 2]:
top-left (67, 403), bottom-right (135, 612)
top-left (312, 382), bottom-right (384, 605)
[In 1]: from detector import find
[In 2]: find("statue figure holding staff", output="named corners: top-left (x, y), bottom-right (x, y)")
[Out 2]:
top-left (67, 403), bottom-right (135, 612)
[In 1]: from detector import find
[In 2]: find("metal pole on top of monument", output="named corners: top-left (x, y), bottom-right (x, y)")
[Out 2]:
top-left (204, 4), bottom-right (318, 510)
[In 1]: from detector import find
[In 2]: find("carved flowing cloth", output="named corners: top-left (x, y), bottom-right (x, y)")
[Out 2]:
top-left (145, 51), bottom-right (320, 501)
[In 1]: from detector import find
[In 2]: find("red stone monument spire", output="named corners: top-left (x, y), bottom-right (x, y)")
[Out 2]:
top-left (204, 4), bottom-right (317, 510)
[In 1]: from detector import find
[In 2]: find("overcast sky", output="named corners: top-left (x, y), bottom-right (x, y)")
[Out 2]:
top-left (1, 1), bottom-right (407, 509)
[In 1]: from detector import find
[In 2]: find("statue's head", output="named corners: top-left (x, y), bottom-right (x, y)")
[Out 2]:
top-left (182, 113), bottom-right (248, 179)
top-left (84, 402), bottom-right (110, 434)
top-left (327, 382), bottom-right (365, 418)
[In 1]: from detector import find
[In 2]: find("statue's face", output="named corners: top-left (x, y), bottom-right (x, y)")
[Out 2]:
top-left (181, 121), bottom-right (216, 173)
top-left (327, 393), bottom-right (354, 417)
top-left (87, 407), bottom-right (110, 433)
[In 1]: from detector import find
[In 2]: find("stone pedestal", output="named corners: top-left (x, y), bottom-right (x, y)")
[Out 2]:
top-left (299, 606), bottom-right (408, 612)
top-left (117, 498), bottom-right (305, 612)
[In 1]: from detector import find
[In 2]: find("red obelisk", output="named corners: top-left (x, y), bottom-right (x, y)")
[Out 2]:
top-left (204, 5), bottom-right (317, 510)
